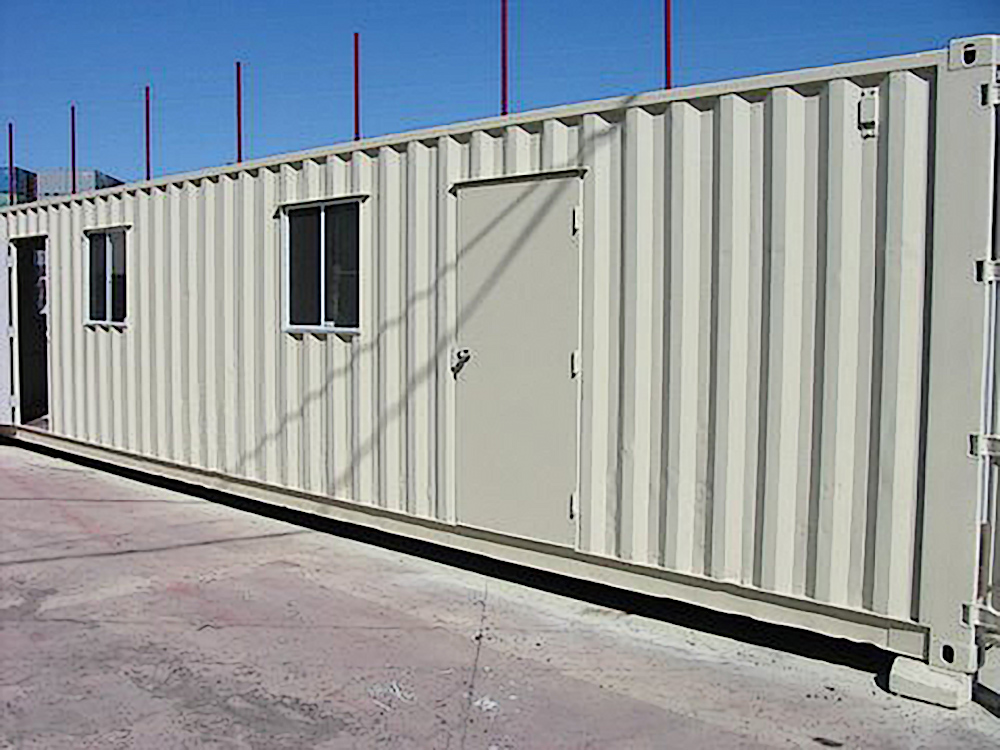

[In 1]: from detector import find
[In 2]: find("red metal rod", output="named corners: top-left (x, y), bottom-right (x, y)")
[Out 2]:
top-left (664, 0), bottom-right (673, 89)
top-left (145, 85), bottom-right (151, 181)
top-left (236, 61), bottom-right (243, 163)
top-left (7, 122), bottom-right (13, 205)
top-left (500, 0), bottom-right (509, 115)
top-left (354, 33), bottom-right (361, 141)
top-left (71, 104), bottom-right (77, 194)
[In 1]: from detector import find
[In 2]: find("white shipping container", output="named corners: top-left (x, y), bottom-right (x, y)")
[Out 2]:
top-left (2, 35), bottom-right (998, 705)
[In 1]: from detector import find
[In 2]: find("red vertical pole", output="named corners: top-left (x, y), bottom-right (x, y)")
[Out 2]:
top-left (145, 85), bottom-right (152, 181)
top-left (70, 104), bottom-right (77, 194)
top-left (7, 122), bottom-right (13, 205)
top-left (236, 61), bottom-right (243, 163)
top-left (354, 33), bottom-right (361, 141)
top-left (500, 0), bottom-right (509, 115)
top-left (664, 0), bottom-right (673, 89)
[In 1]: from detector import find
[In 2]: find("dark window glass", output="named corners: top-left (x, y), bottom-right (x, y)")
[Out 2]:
top-left (288, 208), bottom-right (321, 326)
top-left (324, 203), bottom-right (359, 328)
top-left (89, 233), bottom-right (107, 321)
top-left (109, 230), bottom-right (126, 323)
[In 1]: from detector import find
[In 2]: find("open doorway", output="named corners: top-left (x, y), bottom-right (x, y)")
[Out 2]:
top-left (13, 237), bottom-right (49, 428)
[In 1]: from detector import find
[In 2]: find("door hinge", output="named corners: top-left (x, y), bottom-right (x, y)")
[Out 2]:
top-left (571, 206), bottom-right (580, 236)
top-left (569, 491), bottom-right (578, 520)
top-left (982, 82), bottom-right (1000, 108)
top-left (975, 259), bottom-right (1000, 284)
top-left (858, 89), bottom-right (879, 140)
top-left (969, 433), bottom-right (1000, 460)
top-left (570, 349), bottom-right (581, 379)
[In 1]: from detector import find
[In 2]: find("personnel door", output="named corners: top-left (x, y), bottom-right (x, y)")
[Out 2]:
top-left (12, 237), bottom-right (49, 426)
top-left (454, 175), bottom-right (581, 547)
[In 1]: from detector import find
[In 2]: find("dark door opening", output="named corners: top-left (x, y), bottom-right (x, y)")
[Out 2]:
top-left (14, 237), bottom-right (49, 427)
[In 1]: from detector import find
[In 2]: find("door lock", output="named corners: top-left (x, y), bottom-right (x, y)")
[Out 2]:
top-left (451, 348), bottom-right (472, 378)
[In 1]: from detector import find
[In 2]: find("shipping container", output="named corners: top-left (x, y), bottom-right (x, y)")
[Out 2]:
top-left (2, 35), bottom-right (998, 706)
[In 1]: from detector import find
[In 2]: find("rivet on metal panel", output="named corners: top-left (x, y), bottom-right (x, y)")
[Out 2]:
top-left (857, 90), bottom-right (879, 139)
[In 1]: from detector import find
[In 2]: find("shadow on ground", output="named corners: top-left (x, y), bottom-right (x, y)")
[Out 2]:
top-left (4, 437), bottom-right (902, 683)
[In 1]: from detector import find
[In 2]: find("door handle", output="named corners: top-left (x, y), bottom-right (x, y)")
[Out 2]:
top-left (451, 348), bottom-right (472, 378)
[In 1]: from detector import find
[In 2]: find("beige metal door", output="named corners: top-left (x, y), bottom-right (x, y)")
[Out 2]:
top-left (455, 175), bottom-right (580, 547)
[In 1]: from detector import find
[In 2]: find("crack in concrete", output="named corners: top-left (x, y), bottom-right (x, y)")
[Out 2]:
top-left (458, 581), bottom-right (489, 750)
top-left (0, 530), bottom-right (310, 568)
top-left (12, 616), bottom-right (461, 632)
top-left (0, 517), bottom-right (234, 557)
top-left (0, 497), bottom-right (206, 503)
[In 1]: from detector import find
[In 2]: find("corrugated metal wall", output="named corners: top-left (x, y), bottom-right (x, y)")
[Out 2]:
top-left (576, 70), bottom-right (933, 627)
top-left (3, 62), bottom-right (938, 627)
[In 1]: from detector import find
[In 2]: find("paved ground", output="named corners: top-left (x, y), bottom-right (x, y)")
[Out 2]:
top-left (1, 444), bottom-right (999, 749)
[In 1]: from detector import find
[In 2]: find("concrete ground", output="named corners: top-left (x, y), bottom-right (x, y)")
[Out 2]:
top-left (1, 444), bottom-right (999, 749)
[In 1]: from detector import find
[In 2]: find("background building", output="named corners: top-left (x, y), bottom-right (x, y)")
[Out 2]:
top-left (36, 168), bottom-right (122, 197)
top-left (0, 168), bottom-right (38, 206)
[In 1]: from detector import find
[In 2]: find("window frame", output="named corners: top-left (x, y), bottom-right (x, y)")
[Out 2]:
top-left (279, 194), bottom-right (366, 335)
top-left (83, 224), bottom-right (130, 328)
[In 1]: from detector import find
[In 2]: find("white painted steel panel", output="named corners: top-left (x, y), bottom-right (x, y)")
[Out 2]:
top-left (3, 38), bottom-right (997, 669)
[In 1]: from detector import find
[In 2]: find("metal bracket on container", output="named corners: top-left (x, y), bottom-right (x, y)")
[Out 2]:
top-left (964, 602), bottom-right (1000, 635)
top-left (975, 259), bottom-right (1000, 284)
top-left (857, 90), bottom-right (879, 139)
top-left (969, 434), bottom-right (1000, 460)
top-left (982, 82), bottom-right (1000, 108)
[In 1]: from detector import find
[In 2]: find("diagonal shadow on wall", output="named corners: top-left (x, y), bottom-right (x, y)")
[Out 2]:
top-left (231, 102), bottom-right (633, 507)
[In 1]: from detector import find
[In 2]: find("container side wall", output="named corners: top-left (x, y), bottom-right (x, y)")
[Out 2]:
top-left (583, 72), bottom-right (938, 620)
top-left (25, 53), bottom-right (959, 649)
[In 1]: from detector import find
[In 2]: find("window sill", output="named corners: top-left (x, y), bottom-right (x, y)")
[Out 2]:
top-left (84, 321), bottom-right (128, 330)
top-left (284, 326), bottom-right (360, 337)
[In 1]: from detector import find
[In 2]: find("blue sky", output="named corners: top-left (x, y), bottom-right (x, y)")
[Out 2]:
top-left (1, 0), bottom-right (996, 182)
